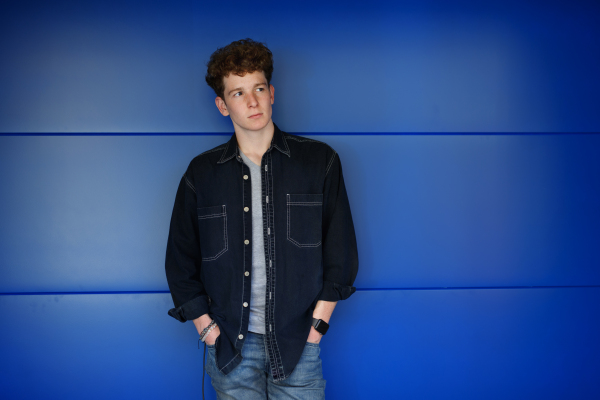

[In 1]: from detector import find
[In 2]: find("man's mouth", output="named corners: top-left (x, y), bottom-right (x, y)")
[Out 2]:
top-left (249, 113), bottom-right (262, 119)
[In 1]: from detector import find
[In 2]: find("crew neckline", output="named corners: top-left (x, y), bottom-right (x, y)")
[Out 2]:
top-left (238, 148), bottom-right (261, 168)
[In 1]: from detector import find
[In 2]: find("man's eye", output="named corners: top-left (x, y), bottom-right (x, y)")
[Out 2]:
top-left (234, 92), bottom-right (242, 97)
top-left (256, 87), bottom-right (264, 92)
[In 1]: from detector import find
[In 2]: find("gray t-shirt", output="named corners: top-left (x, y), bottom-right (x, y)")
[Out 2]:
top-left (239, 149), bottom-right (267, 334)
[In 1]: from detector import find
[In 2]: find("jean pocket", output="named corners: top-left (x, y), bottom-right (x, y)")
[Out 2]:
top-left (197, 205), bottom-right (228, 261)
top-left (287, 194), bottom-right (323, 248)
top-left (303, 341), bottom-right (322, 360)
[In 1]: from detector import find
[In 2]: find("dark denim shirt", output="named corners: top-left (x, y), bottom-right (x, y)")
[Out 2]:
top-left (165, 124), bottom-right (358, 381)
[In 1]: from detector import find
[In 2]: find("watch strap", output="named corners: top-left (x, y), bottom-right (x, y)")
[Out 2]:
top-left (311, 318), bottom-right (329, 335)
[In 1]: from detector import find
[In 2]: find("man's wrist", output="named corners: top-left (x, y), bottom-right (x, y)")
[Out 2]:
top-left (199, 320), bottom-right (217, 342)
top-left (307, 326), bottom-right (323, 344)
top-left (193, 314), bottom-right (212, 334)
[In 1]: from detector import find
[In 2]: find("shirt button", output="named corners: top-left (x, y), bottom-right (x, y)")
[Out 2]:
top-left (243, 175), bottom-right (248, 180)
top-left (244, 271), bottom-right (250, 277)
top-left (243, 302), bottom-right (248, 307)
top-left (244, 207), bottom-right (249, 212)
top-left (244, 239), bottom-right (249, 245)
top-left (238, 334), bottom-right (244, 340)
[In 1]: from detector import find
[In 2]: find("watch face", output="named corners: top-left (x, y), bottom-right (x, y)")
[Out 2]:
top-left (313, 319), bottom-right (329, 335)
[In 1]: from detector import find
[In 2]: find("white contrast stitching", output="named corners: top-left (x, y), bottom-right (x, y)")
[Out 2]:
top-left (285, 135), bottom-right (337, 178)
top-left (184, 174), bottom-right (196, 193)
top-left (325, 151), bottom-right (337, 176)
top-left (286, 194), bottom-right (322, 248)
top-left (285, 136), bottom-right (321, 143)
top-left (219, 353), bottom-right (242, 372)
top-left (267, 151), bottom-right (284, 379)
top-left (199, 145), bottom-right (226, 157)
top-left (273, 133), bottom-right (291, 156)
top-left (287, 238), bottom-right (322, 248)
top-left (199, 205), bottom-right (228, 261)
top-left (197, 212), bottom-right (225, 219)
top-left (218, 141), bottom-right (236, 164)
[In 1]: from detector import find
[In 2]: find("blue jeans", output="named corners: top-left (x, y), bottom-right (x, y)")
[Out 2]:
top-left (206, 332), bottom-right (326, 400)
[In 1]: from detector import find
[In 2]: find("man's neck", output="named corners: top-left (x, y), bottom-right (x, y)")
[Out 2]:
top-left (235, 120), bottom-right (275, 166)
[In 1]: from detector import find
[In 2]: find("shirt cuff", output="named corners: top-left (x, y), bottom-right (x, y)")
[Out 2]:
top-left (318, 280), bottom-right (356, 302)
top-left (168, 295), bottom-right (210, 322)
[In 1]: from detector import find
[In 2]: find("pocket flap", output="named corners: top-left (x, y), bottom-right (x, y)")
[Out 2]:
top-left (197, 205), bottom-right (226, 219)
top-left (287, 194), bottom-right (323, 205)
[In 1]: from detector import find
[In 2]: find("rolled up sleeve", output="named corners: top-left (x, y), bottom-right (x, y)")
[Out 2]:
top-left (319, 152), bottom-right (358, 302)
top-left (165, 168), bottom-right (209, 322)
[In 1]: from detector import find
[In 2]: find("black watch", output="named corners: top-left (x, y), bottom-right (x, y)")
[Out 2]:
top-left (311, 318), bottom-right (329, 335)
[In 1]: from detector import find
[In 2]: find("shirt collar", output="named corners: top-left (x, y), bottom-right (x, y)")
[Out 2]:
top-left (217, 123), bottom-right (290, 164)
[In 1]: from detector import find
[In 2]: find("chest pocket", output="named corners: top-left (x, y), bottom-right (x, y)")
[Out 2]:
top-left (286, 194), bottom-right (323, 248)
top-left (197, 205), bottom-right (228, 261)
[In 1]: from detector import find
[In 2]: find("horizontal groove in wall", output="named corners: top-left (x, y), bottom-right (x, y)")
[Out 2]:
top-left (2, 285), bottom-right (600, 296)
top-left (1, 132), bottom-right (599, 137)
top-left (0, 290), bottom-right (170, 296)
top-left (356, 285), bottom-right (600, 291)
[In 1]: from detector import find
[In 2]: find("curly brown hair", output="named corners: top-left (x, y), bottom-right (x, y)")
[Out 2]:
top-left (205, 38), bottom-right (274, 100)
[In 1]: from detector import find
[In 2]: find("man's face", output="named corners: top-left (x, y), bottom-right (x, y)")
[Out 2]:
top-left (215, 70), bottom-right (275, 135)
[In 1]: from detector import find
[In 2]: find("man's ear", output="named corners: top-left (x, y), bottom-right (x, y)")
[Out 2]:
top-left (215, 97), bottom-right (229, 116)
top-left (270, 84), bottom-right (275, 105)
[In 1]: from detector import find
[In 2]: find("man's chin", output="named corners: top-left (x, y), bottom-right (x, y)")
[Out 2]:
top-left (235, 119), bottom-right (273, 134)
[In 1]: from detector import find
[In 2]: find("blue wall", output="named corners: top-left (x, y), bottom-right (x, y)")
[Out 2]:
top-left (2, 0), bottom-right (600, 133)
top-left (1, 0), bottom-right (600, 399)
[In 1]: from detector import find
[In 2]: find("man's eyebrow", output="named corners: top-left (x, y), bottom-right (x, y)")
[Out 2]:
top-left (227, 82), bottom-right (268, 96)
top-left (227, 87), bottom-right (243, 96)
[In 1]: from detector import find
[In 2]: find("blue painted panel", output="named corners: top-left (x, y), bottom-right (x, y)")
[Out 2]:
top-left (1, 1), bottom-right (600, 132)
top-left (1, 289), bottom-right (599, 399)
top-left (0, 293), bottom-right (216, 400)
top-left (326, 288), bottom-right (600, 399)
top-left (0, 135), bottom-right (226, 293)
top-left (325, 134), bottom-right (600, 289)
top-left (1, 134), bottom-right (600, 292)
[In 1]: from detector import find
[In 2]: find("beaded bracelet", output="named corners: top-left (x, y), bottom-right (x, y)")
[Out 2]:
top-left (199, 320), bottom-right (215, 341)
top-left (200, 320), bottom-right (216, 342)
top-left (201, 323), bottom-right (217, 343)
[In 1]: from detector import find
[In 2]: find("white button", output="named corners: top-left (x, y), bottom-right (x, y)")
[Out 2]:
top-left (244, 239), bottom-right (249, 245)
top-left (244, 271), bottom-right (250, 276)
top-left (238, 334), bottom-right (244, 340)
top-left (243, 302), bottom-right (248, 307)
top-left (243, 175), bottom-right (248, 180)
top-left (244, 207), bottom-right (249, 212)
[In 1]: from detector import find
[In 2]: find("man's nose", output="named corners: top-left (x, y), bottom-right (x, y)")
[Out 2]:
top-left (247, 92), bottom-right (258, 107)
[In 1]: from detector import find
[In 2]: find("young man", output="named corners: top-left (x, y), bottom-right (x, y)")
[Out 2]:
top-left (165, 39), bottom-right (358, 399)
